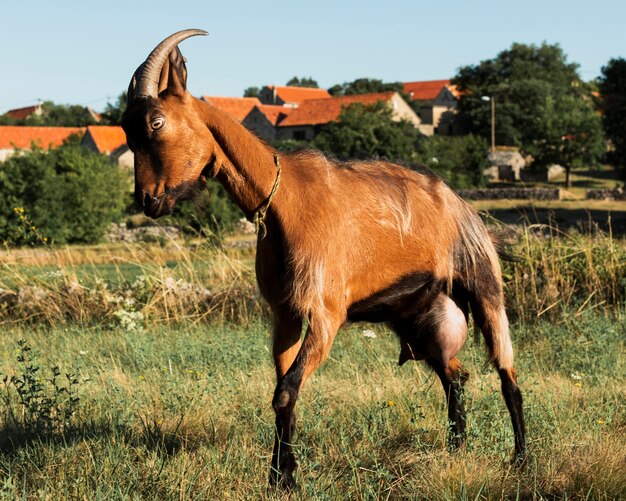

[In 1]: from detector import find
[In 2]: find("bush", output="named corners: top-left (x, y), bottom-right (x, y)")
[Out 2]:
top-left (416, 134), bottom-right (488, 189)
top-left (0, 145), bottom-right (129, 245)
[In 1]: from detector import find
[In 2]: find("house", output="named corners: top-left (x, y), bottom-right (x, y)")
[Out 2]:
top-left (243, 105), bottom-right (293, 142)
top-left (402, 80), bottom-right (461, 135)
top-left (0, 126), bottom-right (84, 161)
top-left (81, 125), bottom-right (132, 167)
top-left (5, 103), bottom-right (44, 121)
top-left (201, 96), bottom-right (262, 121)
top-left (258, 86), bottom-right (331, 107)
top-left (276, 91), bottom-right (426, 140)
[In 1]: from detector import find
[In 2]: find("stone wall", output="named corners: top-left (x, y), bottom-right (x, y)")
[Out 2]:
top-left (585, 187), bottom-right (626, 200)
top-left (456, 188), bottom-right (562, 200)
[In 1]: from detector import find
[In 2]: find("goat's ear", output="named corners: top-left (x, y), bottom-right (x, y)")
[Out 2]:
top-left (161, 47), bottom-right (188, 97)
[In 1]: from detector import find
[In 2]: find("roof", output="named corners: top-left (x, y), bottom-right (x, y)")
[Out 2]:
top-left (267, 86), bottom-right (331, 104)
top-left (202, 96), bottom-right (261, 121)
top-left (255, 105), bottom-right (293, 125)
top-left (403, 80), bottom-right (451, 101)
top-left (84, 125), bottom-right (126, 153)
top-left (279, 92), bottom-right (397, 127)
top-left (6, 104), bottom-right (42, 120)
top-left (0, 126), bottom-right (84, 150)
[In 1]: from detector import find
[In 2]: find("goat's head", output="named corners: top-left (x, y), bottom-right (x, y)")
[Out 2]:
top-left (122, 29), bottom-right (215, 218)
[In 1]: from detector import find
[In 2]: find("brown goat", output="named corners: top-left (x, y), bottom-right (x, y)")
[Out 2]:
top-left (122, 30), bottom-right (526, 489)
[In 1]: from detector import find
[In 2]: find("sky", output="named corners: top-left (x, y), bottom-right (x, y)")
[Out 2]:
top-left (1, 0), bottom-right (624, 113)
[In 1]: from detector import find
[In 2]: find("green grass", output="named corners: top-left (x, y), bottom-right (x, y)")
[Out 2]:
top-left (0, 314), bottom-right (623, 499)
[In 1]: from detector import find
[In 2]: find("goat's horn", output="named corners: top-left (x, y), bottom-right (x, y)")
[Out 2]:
top-left (132, 29), bottom-right (208, 100)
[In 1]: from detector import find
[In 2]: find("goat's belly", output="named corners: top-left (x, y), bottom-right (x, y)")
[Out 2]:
top-left (346, 271), bottom-right (443, 323)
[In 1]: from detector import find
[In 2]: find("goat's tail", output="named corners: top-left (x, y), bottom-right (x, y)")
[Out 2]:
top-left (453, 202), bottom-right (514, 370)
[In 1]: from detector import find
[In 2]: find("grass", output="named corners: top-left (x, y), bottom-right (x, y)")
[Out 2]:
top-left (0, 222), bottom-right (623, 498)
top-left (0, 315), bottom-right (623, 499)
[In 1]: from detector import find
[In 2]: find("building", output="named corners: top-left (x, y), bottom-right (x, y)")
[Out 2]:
top-left (258, 86), bottom-right (331, 107)
top-left (276, 91), bottom-right (425, 140)
top-left (0, 126), bottom-right (84, 161)
top-left (243, 105), bottom-right (293, 142)
top-left (402, 80), bottom-right (461, 135)
top-left (5, 103), bottom-right (44, 121)
top-left (81, 125), bottom-right (132, 167)
top-left (201, 96), bottom-right (262, 121)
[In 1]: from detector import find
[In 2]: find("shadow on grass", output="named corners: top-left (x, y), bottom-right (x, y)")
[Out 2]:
top-left (0, 414), bottom-right (212, 458)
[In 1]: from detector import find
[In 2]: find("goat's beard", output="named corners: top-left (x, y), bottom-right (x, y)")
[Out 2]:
top-left (166, 176), bottom-right (208, 203)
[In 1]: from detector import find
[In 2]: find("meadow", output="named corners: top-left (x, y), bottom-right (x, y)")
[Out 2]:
top-left (0, 225), bottom-right (623, 500)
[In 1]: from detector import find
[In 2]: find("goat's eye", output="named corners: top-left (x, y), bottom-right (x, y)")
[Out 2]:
top-left (151, 117), bottom-right (165, 130)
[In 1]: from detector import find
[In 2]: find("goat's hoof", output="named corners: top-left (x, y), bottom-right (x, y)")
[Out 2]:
top-left (269, 468), bottom-right (297, 491)
top-left (512, 448), bottom-right (528, 468)
top-left (269, 452), bottom-right (298, 490)
top-left (446, 433), bottom-right (466, 452)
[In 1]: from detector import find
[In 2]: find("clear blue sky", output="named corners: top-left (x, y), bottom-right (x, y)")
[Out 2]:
top-left (1, 0), bottom-right (624, 113)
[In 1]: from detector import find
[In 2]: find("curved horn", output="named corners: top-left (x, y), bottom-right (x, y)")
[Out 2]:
top-left (130, 29), bottom-right (207, 101)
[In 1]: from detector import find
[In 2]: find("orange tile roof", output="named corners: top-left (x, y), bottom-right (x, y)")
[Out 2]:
top-left (403, 80), bottom-right (451, 101)
top-left (85, 125), bottom-right (126, 153)
top-left (0, 126), bottom-right (84, 150)
top-left (270, 86), bottom-right (331, 104)
top-left (278, 92), bottom-right (397, 127)
top-left (6, 104), bottom-right (42, 120)
top-left (256, 105), bottom-right (293, 125)
top-left (202, 96), bottom-right (261, 121)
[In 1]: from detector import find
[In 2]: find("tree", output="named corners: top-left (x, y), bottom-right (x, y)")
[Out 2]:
top-left (243, 86), bottom-right (261, 98)
top-left (599, 58), bottom-right (626, 178)
top-left (0, 101), bottom-right (99, 127)
top-left (285, 76), bottom-right (319, 88)
top-left (417, 135), bottom-right (488, 189)
top-left (454, 43), bottom-right (604, 176)
top-left (312, 101), bottom-right (421, 163)
top-left (0, 144), bottom-right (128, 245)
top-left (328, 78), bottom-right (403, 96)
top-left (100, 92), bottom-right (127, 125)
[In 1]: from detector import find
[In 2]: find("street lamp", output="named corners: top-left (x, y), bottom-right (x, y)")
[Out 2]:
top-left (481, 95), bottom-right (495, 153)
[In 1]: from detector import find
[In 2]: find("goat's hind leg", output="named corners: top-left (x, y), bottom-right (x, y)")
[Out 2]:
top-left (427, 357), bottom-right (469, 450)
top-left (426, 294), bottom-right (470, 450)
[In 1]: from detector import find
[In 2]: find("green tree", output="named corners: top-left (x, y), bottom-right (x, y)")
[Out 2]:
top-left (328, 78), bottom-right (404, 96)
top-left (599, 58), bottom-right (626, 178)
top-left (312, 101), bottom-right (421, 162)
top-left (454, 43), bottom-right (604, 176)
top-left (285, 76), bottom-right (319, 88)
top-left (0, 101), bottom-right (99, 127)
top-left (417, 135), bottom-right (488, 189)
top-left (0, 145), bottom-right (128, 245)
top-left (243, 86), bottom-right (261, 98)
top-left (100, 92), bottom-right (127, 125)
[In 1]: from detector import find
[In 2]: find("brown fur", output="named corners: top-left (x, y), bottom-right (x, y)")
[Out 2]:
top-left (122, 37), bottom-right (527, 488)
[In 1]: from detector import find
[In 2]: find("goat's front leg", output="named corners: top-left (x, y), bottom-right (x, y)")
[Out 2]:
top-left (270, 315), bottom-right (339, 489)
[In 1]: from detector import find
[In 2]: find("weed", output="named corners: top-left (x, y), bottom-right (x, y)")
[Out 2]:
top-left (1, 339), bottom-right (80, 438)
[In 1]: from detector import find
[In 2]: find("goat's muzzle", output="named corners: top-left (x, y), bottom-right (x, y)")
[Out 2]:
top-left (136, 190), bottom-right (175, 218)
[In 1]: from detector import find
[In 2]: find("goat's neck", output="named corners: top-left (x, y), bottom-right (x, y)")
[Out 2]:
top-left (198, 100), bottom-right (280, 220)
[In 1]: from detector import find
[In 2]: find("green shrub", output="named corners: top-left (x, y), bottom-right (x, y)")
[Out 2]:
top-left (0, 145), bottom-right (129, 245)
top-left (416, 134), bottom-right (488, 189)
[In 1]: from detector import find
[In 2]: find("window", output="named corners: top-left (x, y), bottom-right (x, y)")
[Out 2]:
top-left (293, 130), bottom-right (306, 140)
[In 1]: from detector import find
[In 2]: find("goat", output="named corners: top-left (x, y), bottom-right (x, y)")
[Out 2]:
top-left (122, 29), bottom-right (526, 489)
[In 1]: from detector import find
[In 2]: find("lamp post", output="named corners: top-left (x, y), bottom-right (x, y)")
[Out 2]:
top-left (481, 95), bottom-right (495, 153)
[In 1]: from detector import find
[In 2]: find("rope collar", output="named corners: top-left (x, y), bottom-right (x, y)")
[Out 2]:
top-left (252, 153), bottom-right (281, 239)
